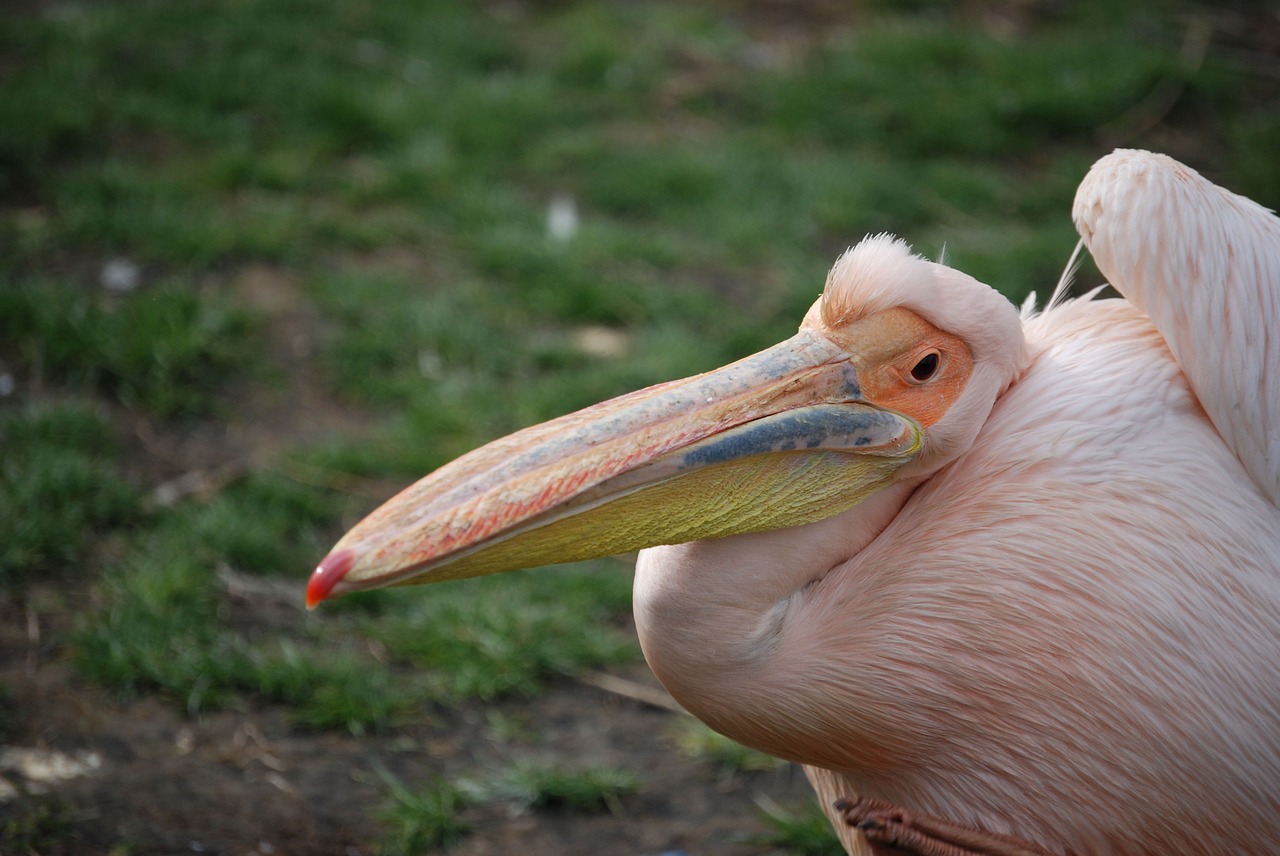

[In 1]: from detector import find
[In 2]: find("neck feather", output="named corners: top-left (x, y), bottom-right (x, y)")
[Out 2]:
top-left (632, 480), bottom-right (916, 763)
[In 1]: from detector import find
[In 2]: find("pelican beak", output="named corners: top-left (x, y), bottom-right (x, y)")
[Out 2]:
top-left (308, 327), bottom-right (921, 606)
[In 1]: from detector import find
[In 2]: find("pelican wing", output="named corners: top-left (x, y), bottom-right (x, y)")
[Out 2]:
top-left (1074, 149), bottom-right (1280, 505)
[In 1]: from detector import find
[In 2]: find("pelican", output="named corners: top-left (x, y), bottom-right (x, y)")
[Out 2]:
top-left (308, 150), bottom-right (1280, 855)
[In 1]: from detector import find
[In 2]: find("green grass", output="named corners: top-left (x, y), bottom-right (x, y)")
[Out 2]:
top-left (755, 799), bottom-right (845, 856)
top-left (2, 0), bottom-right (1274, 852)
top-left (375, 760), bottom-right (640, 854)
top-left (74, 547), bottom-right (428, 730)
top-left (364, 563), bottom-right (637, 704)
top-left (248, 640), bottom-right (424, 734)
top-left (183, 471), bottom-right (343, 575)
top-left (0, 403), bottom-right (139, 586)
top-left (462, 760), bottom-right (641, 814)
top-left (671, 720), bottom-right (787, 778)
top-left (68, 478), bottom-right (415, 727)
top-left (72, 528), bottom-right (254, 712)
top-left (377, 773), bottom-right (473, 856)
top-left (0, 279), bottom-right (256, 418)
top-left (72, 480), bottom-right (633, 722)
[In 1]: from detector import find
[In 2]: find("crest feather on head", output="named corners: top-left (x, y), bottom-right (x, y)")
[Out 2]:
top-left (820, 234), bottom-right (932, 327)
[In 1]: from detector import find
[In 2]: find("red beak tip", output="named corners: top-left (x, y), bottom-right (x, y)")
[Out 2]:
top-left (307, 548), bottom-right (356, 609)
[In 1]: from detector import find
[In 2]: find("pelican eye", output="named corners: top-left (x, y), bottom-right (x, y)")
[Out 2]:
top-left (909, 352), bottom-right (940, 382)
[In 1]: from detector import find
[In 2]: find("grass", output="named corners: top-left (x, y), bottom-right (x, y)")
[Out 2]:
top-left (377, 773), bottom-right (473, 856)
top-left (755, 799), bottom-right (845, 856)
top-left (671, 720), bottom-right (787, 778)
top-left (376, 761), bottom-right (640, 854)
top-left (1, 0), bottom-right (1275, 852)
top-left (68, 477), bottom-right (421, 728)
top-left (181, 471), bottom-right (343, 575)
top-left (364, 564), bottom-right (637, 703)
top-left (0, 279), bottom-right (256, 418)
top-left (0, 403), bottom-right (139, 587)
top-left (71, 470), bottom-right (633, 724)
top-left (472, 760), bottom-right (641, 813)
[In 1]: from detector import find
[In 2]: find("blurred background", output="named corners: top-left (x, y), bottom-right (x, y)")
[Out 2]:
top-left (1, 1), bottom-right (1276, 853)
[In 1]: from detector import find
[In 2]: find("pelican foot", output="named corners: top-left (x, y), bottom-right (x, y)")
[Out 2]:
top-left (835, 795), bottom-right (1057, 856)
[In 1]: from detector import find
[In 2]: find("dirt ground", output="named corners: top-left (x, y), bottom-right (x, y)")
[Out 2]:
top-left (0, 624), bottom-right (816, 855)
top-left (0, 263), bottom-right (820, 856)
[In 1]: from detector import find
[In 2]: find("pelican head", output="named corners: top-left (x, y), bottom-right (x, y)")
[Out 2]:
top-left (307, 235), bottom-right (1025, 606)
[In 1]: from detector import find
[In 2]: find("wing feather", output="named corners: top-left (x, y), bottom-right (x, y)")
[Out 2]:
top-left (1074, 149), bottom-right (1280, 505)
